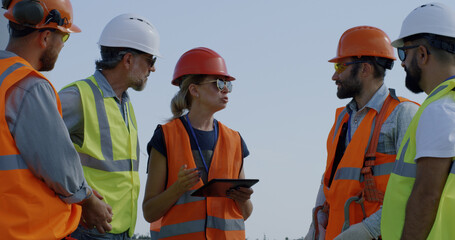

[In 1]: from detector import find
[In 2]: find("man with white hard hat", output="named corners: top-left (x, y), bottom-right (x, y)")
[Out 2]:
top-left (59, 13), bottom-right (161, 239)
top-left (382, 3), bottom-right (455, 239)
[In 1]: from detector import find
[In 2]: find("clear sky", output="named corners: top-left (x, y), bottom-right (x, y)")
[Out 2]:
top-left (2, 1), bottom-right (455, 239)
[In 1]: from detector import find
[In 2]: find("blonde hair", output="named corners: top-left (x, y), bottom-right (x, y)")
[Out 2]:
top-left (170, 74), bottom-right (204, 119)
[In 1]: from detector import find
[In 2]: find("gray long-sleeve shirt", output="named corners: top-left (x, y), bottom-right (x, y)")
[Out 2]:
top-left (3, 50), bottom-right (91, 204)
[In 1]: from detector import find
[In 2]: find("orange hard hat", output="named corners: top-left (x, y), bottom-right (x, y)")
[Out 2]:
top-left (329, 26), bottom-right (395, 63)
top-left (3, 0), bottom-right (80, 33)
top-left (172, 47), bottom-right (235, 86)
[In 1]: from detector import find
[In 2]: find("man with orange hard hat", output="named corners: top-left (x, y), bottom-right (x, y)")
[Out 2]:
top-left (304, 26), bottom-right (419, 240)
top-left (0, 0), bottom-right (112, 239)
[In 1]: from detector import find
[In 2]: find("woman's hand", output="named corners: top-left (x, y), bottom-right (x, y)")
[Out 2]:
top-left (175, 164), bottom-right (201, 195)
top-left (226, 187), bottom-right (253, 203)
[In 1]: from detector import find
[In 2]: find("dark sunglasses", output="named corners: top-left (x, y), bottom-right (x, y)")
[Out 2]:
top-left (334, 60), bottom-right (369, 74)
top-left (143, 55), bottom-right (157, 68)
top-left (397, 45), bottom-right (420, 61)
top-left (118, 51), bottom-right (156, 68)
top-left (201, 79), bottom-right (233, 93)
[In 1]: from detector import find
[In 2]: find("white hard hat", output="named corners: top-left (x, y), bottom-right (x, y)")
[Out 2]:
top-left (392, 2), bottom-right (455, 47)
top-left (98, 13), bottom-right (162, 57)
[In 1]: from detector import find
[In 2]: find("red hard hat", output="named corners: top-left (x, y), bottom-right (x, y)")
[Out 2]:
top-left (329, 26), bottom-right (395, 63)
top-left (3, 0), bottom-right (80, 33)
top-left (172, 47), bottom-right (235, 86)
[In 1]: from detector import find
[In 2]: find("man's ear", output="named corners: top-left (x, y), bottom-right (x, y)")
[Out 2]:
top-left (38, 30), bottom-right (52, 48)
top-left (121, 52), bottom-right (135, 70)
top-left (360, 61), bottom-right (373, 76)
top-left (417, 45), bottom-right (430, 65)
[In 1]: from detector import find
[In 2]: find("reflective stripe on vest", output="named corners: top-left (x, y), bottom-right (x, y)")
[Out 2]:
top-left (0, 62), bottom-right (25, 86)
top-left (159, 119), bottom-right (245, 240)
top-left (382, 78), bottom-right (455, 240)
top-left (77, 79), bottom-right (138, 172)
top-left (61, 75), bottom-right (140, 236)
top-left (0, 53), bottom-right (81, 239)
top-left (159, 216), bottom-right (245, 239)
top-left (323, 90), bottom-right (412, 240)
top-left (334, 162), bottom-right (395, 181)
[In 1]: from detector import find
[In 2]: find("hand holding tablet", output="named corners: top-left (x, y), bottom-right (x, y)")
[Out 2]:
top-left (191, 179), bottom-right (259, 197)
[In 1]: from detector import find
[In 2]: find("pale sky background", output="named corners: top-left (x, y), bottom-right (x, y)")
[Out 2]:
top-left (2, 1), bottom-right (455, 239)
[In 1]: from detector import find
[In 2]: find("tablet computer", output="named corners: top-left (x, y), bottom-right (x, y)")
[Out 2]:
top-left (191, 178), bottom-right (259, 197)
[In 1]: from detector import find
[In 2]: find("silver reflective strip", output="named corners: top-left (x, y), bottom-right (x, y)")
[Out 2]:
top-left (207, 215), bottom-right (245, 231)
top-left (0, 154), bottom-right (27, 170)
top-left (159, 219), bottom-right (205, 238)
top-left (150, 230), bottom-right (159, 240)
top-left (372, 162), bottom-right (395, 176)
top-left (83, 79), bottom-right (114, 162)
top-left (428, 85), bottom-right (447, 99)
top-left (175, 190), bottom-right (205, 205)
top-left (334, 162), bottom-right (395, 181)
top-left (333, 109), bottom-right (348, 142)
top-left (79, 153), bottom-right (138, 172)
top-left (392, 139), bottom-right (417, 178)
top-left (0, 62), bottom-right (25, 86)
top-left (335, 167), bottom-right (360, 181)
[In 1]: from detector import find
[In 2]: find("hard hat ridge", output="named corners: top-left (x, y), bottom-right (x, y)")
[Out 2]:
top-left (172, 47), bottom-right (235, 86)
top-left (392, 2), bottom-right (455, 47)
top-left (98, 13), bottom-right (162, 58)
top-left (329, 25), bottom-right (396, 63)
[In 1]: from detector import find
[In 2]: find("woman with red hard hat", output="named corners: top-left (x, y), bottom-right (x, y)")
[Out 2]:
top-left (143, 47), bottom-right (254, 240)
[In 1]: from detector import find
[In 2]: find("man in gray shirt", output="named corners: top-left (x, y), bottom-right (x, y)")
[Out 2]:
top-left (0, 0), bottom-right (112, 238)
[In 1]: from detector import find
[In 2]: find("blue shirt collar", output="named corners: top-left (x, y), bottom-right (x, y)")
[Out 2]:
top-left (93, 70), bottom-right (130, 102)
top-left (346, 84), bottom-right (388, 114)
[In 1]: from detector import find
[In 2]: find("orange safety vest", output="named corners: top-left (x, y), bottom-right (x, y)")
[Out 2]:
top-left (323, 92), bottom-right (412, 240)
top-left (0, 55), bottom-right (81, 239)
top-left (149, 218), bottom-right (162, 240)
top-left (157, 118), bottom-right (245, 240)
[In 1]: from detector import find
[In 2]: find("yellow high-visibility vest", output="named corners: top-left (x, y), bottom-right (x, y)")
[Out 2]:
top-left (63, 75), bottom-right (140, 236)
top-left (382, 78), bottom-right (455, 240)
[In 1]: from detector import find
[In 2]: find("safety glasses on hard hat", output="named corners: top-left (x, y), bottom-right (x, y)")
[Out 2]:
top-left (201, 79), bottom-right (233, 93)
top-left (397, 45), bottom-right (420, 61)
top-left (334, 61), bottom-right (369, 74)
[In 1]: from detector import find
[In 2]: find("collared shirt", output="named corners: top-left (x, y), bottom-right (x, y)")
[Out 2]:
top-left (343, 84), bottom-right (419, 237)
top-left (3, 50), bottom-right (91, 204)
top-left (59, 70), bottom-right (131, 147)
top-left (345, 84), bottom-right (419, 154)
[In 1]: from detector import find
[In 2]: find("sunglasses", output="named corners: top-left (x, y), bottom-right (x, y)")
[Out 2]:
top-left (201, 79), bottom-right (233, 93)
top-left (143, 55), bottom-right (157, 68)
top-left (334, 61), bottom-right (369, 74)
top-left (397, 45), bottom-right (420, 61)
top-left (60, 32), bottom-right (70, 43)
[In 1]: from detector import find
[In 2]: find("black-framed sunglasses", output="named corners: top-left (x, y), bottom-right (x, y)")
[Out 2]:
top-left (201, 79), bottom-right (233, 93)
top-left (397, 45), bottom-right (420, 61)
top-left (119, 50), bottom-right (156, 68)
top-left (334, 60), bottom-right (369, 74)
top-left (143, 55), bottom-right (157, 68)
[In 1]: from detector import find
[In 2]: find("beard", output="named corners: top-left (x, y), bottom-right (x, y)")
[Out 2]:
top-left (39, 44), bottom-right (59, 72)
top-left (128, 70), bottom-right (147, 91)
top-left (336, 69), bottom-right (362, 99)
top-left (405, 57), bottom-right (424, 94)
